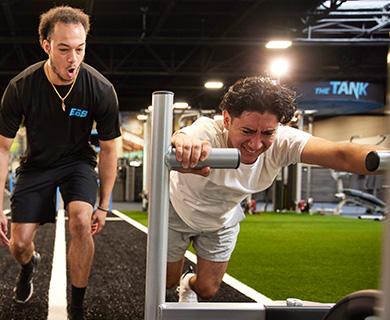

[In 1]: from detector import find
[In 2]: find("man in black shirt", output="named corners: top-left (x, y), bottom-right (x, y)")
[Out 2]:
top-left (0, 6), bottom-right (121, 319)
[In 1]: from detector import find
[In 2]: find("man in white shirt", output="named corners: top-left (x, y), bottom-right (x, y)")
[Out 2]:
top-left (168, 76), bottom-right (380, 302)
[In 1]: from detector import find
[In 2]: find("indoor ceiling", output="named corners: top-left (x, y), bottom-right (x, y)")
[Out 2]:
top-left (0, 0), bottom-right (388, 112)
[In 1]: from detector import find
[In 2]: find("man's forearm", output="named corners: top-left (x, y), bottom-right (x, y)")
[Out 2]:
top-left (337, 143), bottom-right (386, 174)
top-left (0, 148), bottom-right (10, 212)
top-left (98, 146), bottom-right (117, 208)
top-left (301, 136), bottom-right (386, 175)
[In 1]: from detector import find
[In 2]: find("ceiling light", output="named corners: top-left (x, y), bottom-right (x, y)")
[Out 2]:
top-left (137, 114), bottom-right (148, 121)
top-left (265, 40), bottom-right (292, 49)
top-left (270, 57), bottom-right (290, 78)
top-left (129, 160), bottom-right (142, 167)
top-left (205, 81), bottom-right (223, 89)
top-left (173, 102), bottom-right (189, 109)
top-left (304, 109), bottom-right (318, 115)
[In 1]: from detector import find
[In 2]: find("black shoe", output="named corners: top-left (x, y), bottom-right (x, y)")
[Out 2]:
top-left (13, 251), bottom-right (41, 303)
top-left (70, 306), bottom-right (84, 320)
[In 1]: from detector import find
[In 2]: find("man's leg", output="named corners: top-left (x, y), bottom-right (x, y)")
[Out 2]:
top-left (67, 200), bottom-right (94, 317)
top-left (166, 204), bottom-right (191, 289)
top-left (10, 222), bottom-right (40, 303)
top-left (188, 256), bottom-right (228, 300)
top-left (180, 222), bottom-right (239, 301)
top-left (10, 223), bottom-right (39, 264)
top-left (166, 259), bottom-right (185, 289)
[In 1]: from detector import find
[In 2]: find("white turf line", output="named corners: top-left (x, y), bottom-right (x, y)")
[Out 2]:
top-left (112, 209), bottom-right (273, 304)
top-left (48, 209), bottom-right (68, 320)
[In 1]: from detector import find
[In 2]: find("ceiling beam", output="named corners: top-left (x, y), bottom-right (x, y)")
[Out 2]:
top-left (0, 36), bottom-right (388, 46)
top-left (301, 0), bottom-right (390, 41)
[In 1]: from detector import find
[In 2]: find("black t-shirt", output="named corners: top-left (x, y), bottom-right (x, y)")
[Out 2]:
top-left (0, 61), bottom-right (121, 169)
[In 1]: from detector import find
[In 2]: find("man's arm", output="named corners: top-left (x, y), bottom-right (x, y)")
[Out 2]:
top-left (92, 138), bottom-right (117, 235)
top-left (301, 136), bottom-right (384, 174)
top-left (0, 134), bottom-right (13, 246)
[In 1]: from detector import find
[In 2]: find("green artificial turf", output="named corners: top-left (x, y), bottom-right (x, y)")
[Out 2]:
top-left (229, 213), bottom-right (383, 303)
top-left (123, 210), bottom-right (383, 303)
top-left (125, 211), bottom-right (149, 226)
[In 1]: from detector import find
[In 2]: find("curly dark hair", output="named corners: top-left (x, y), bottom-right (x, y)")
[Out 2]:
top-left (38, 6), bottom-right (90, 44)
top-left (219, 76), bottom-right (297, 124)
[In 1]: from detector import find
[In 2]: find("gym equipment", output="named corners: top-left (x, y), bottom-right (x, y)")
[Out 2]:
top-left (331, 170), bottom-right (387, 218)
top-left (323, 151), bottom-right (390, 319)
top-left (165, 147), bottom-right (240, 169)
top-left (321, 290), bottom-right (381, 320)
top-left (145, 91), bottom-right (246, 320)
top-left (144, 91), bottom-right (331, 320)
top-left (144, 91), bottom-right (390, 320)
top-left (366, 150), bottom-right (390, 172)
top-left (337, 188), bottom-right (387, 219)
top-left (286, 298), bottom-right (304, 307)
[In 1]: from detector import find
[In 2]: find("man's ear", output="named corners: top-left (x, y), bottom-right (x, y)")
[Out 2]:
top-left (223, 110), bottom-right (231, 129)
top-left (42, 40), bottom-right (50, 54)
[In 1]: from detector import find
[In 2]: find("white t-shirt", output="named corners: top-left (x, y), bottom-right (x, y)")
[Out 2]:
top-left (170, 117), bottom-right (311, 232)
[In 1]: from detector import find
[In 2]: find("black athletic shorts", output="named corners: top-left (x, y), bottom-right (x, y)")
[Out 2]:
top-left (11, 161), bottom-right (98, 224)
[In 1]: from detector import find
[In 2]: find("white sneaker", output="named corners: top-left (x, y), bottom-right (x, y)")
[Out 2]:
top-left (178, 270), bottom-right (198, 303)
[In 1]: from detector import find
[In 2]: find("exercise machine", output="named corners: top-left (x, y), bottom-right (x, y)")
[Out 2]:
top-left (322, 150), bottom-right (390, 320)
top-left (144, 91), bottom-right (330, 320)
top-left (331, 170), bottom-right (387, 219)
top-left (144, 90), bottom-right (390, 320)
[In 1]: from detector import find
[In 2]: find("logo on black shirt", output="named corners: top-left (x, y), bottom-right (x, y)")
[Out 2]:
top-left (69, 108), bottom-right (88, 118)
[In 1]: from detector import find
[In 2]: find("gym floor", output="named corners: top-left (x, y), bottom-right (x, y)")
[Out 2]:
top-left (0, 205), bottom-right (252, 320)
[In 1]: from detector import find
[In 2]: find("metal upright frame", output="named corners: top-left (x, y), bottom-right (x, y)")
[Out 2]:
top-left (143, 91), bottom-right (269, 320)
top-left (381, 190), bottom-right (390, 319)
top-left (144, 91), bottom-right (173, 320)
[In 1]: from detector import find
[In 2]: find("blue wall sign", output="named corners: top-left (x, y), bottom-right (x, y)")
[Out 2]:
top-left (295, 81), bottom-right (385, 116)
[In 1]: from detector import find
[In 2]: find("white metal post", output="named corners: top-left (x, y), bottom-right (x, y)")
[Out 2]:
top-left (142, 116), bottom-right (151, 211)
top-left (380, 172), bottom-right (390, 319)
top-left (295, 111), bottom-right (304, 210)
top-left (381, 205), bottom-right (390, 319)
top-left (144, 91), bottom-right (174, 320)
top-left (305, 113), bottom-right (314, 201)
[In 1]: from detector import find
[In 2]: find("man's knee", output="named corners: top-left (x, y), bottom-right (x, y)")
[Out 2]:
top-left (68, 211), bottom-right (92, 238)
top-left (69, 221), bottom-right (91, 238)
top-left (10, 238), bottom-right (31, 255)
top-left (195, 281), bottom-right (220, 300)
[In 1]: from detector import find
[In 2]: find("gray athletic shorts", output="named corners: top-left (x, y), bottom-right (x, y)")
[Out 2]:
top-left (168, 202), bottom-right (240, 263)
